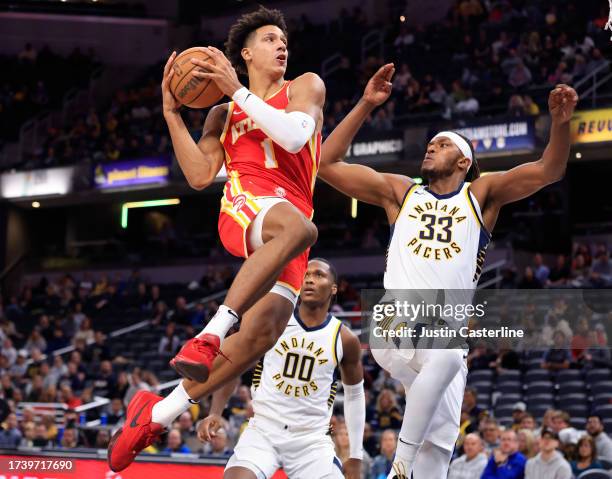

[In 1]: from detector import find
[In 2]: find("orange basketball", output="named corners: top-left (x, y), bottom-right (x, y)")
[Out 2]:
top-left (169, 47), bottom-right (224, 109)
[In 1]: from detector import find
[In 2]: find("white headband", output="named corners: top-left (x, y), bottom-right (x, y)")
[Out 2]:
top-left (431, 131), bottom-right (473, 169)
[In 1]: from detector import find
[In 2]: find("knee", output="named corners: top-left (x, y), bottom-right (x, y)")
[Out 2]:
top-left (293, 218), bottom-right (318, 250)
top-left (427, 350), bottom-right (464, 377)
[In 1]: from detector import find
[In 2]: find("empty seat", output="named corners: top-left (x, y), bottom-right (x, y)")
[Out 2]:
top-left (593, 394), bottom-right (612, 408)
top-left (565, 405), bottom-right (589, 418)
top-left (586, 369), bottom-right (611, 384)
top-left (470, 381), bottom-right (493, 394)
top-left (557, 369), bottom-right (583, 382)
top-left (497, 370), bottom-right (521, 382)
top-left (495, 394), bottom-right (523, 407)
top-left (468, 370), bottom-right (494, 383)
top-left (595, 405), bottom-right (612, 419)
top-left (558, 393), bottom-right (588, 410)
top-left (592, 381), bottom-right (612, 396)
top-left (497, 381), bottom-right (523, 394)
top-left (570, 417), bottom-right (587, 430)
top-left (526, 381), bottom-right (554, 395)
top-left (525, 370), bottom-right (550, 382)
top-left (558, 381), bottom-right (586, 395)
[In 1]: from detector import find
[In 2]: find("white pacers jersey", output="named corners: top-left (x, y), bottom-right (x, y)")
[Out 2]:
top-left (251, 311), bottom-right (344, 433)
top-left (385, 181), bottom-right (491, 290)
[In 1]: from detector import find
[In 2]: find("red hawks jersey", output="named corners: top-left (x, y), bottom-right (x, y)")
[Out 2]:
top-left (219, 80), bottom-right (321, 217)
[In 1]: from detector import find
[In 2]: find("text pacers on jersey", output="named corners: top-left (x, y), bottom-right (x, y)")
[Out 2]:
top-left (272, 336), bottom-right (329, 398)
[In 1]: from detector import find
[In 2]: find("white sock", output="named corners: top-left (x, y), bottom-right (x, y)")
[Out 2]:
top-left (387, 437), bottom-right (421, 478)
top-left (196, 304), bottom-right (239, 342)
top-left (151, 382), bottom-right (194, 427)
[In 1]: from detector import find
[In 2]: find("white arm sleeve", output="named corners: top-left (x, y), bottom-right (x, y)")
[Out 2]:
top-left (232, 87), bottom-right (316, 153)
top-left (343, 380), bottom-right (365, 460)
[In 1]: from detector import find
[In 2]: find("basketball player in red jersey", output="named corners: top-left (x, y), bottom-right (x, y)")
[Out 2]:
top-left (108, 7), bottom-right (325, 471)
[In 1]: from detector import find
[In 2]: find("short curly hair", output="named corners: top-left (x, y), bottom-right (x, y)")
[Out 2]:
top-left (225, 6), bottom-right (288, 75)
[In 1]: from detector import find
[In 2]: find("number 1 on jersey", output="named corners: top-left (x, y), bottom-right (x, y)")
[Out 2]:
top-left (260, 138), bottom-right (278, 169)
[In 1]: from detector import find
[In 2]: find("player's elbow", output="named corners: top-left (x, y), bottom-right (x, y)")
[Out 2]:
top-left (188, 174), bottom-right (212, 191)
top-left (281, 138), bottom-right (308, 154)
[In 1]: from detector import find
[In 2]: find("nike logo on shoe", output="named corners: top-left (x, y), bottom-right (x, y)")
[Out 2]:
top-left (130, 401), bottom-right (150, 427)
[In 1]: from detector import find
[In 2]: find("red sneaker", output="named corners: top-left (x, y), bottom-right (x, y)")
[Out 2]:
top-left (169, 334), bottom-right (228, 383)
top-left (107, 390), bottom-right (164, 472)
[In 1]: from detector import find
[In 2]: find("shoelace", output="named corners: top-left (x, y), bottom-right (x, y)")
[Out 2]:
top-left (194, 338), bottom-right (231, 363)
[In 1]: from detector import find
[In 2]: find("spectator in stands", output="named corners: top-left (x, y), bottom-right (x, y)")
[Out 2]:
top-left (61, 361), bottom-right (86, 392)
top-left (590, 248), bottom-right (612, 287)
top-left (510, 402), bottom-right (527, 431)
top-left (507, 94), bottom-right (526, 116)
top-left (173, 296), bottom-right (191, 326)
top-left (73, 317), bottom-right (94, 344)
top-left (454, 89), bottom-right (479, 115)
top-left (60, 385), bottom-right (82, 410)
top-left (2, 339), bottom-right (17, 367)
top-left (542, 331), bottom-right (571, 371)
top-left (518, 266), bottom-right (542, 289)
top-left (531, 255), bottom-right (549, 286)
top-left (448, 433), bottom-right (488, 479)
top-left (571, 317), bottom-right (592, 361)
top-left (586, 415), bottom-right (612, 463)
top-left (334, 422), bottom-right (372, 479)
top-left (462, 387), bottom-right (486, 425)
top-left (481, 430), bottom-right (526, 479)
top-left (508, 60), bottom-right (532, 89)
top-left (518, 429), bottom-right (538, 459)
top-left (163, 428), bottom-right (191, 453)
top-left (177, 411), bottom-right (201, 452)
top-left (525, 429), bottom-right (571, 479)
top-left (95, 429), bottom-right (110, 449)
top-left (467, 341), bottom-right (497, 370)
top-left (107, 398), bottom-right (125, 425)
top-left (374, 389), bottom-right (403, 429)
top-left (158, 321), bottom-right (180, 356)
top-left (205, 427), bottom-right (232, 457)
top-left (523, 96), bottom-right (540, 116)
top-left (42, 414), bottom-right (57, 443)
top-left (481, 418), bottom-right (501, 456)
top-left (151, 300), bottom-right (169, 326)
top-left (19, 421), bottom-right (36, 447)
top-left (520, 414), bottom-right (537, 432)
top-left (0, 413), bottom-right (22, 448)
top-left (24, 329), bottom-right (47, 354)
top-left (33, 423), bottom-right (52, 448)
top-left (26, 374), bottom-right (44, 402)
top-left (87, 331), bottom-right (111, 363)
top-left (547, 255), bottom-right (571, 286)
top-left (60, 427), bottom-right (80, 448)
top-left (571, 435), bottom-right (605, 476)
top-left (370, 429), bottom-right (396, 479)
top-left (552, 410), bottom-right (584, 450)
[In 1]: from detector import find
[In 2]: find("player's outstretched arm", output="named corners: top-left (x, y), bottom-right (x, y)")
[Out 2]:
top-left (339, 326), bottom-right (365, 479)
top-left (162, 52), bottom-right (225, 190)
top-left (192, 46), bottom-right (325, 153)
top-left (320, 64), bottom-right (412, 211)
top-left (472, 85), bottom-right (578, 209)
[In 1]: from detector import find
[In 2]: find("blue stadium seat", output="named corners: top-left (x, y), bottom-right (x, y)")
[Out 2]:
top-left (592, 381), bottom-right (612, 396)
top-left (525, 369), bottom-right (551, 382)
top-left (558, 393), bottom-right (588, 409)
top-left (528, 404), bottom-right (555, 420)
top-left (468, 370), bottom-right (494, 383)
top-left (495, 394), bottom-right (523, 406)
top-left (557, 369), bottom-right (583, 382)
top-left (495, 405), bottom-right (516, 418)
top-left (595, 405), bottom-right (612, 419)
top-left (570, 417), bottom-right (587, 429)
top-left (526, 381), bottom-right (554, 395)
top-left (470, 381), bottom-right (493, 394)
top-left (497, 370), bottom-right (521, 382)
top-left (558, 381), bottom-right (586, 395)
top-left (586, 369), bottom-right (612, 384)
top-left (497, 381), bottom-right (523, 394)
top-left (593, 394), bottom-right (612, 408)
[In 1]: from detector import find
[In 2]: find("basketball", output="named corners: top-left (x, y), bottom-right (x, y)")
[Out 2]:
top-left (169, 47), bottom-right (224, 108)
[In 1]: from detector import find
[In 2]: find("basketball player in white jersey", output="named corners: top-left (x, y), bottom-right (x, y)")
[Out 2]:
top-left (197, 258), bottom-right (365, 479)
top-left (318, 64), bottom-right (578, 478)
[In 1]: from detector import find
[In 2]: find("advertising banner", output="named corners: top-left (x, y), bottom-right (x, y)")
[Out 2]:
top-left (570, 108), bottom-right (612, 144)
top-left (454, 118), bottom-right (535, 156)
top-left (94, 157), bottom-right (171, 189)
top-left (0, 166), bottom-right (75, 198)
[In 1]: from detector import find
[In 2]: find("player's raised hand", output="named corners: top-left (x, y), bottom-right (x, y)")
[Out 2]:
top-left (548, 84), bottom-right (578, 124)
top-left (161, 51), bottom-right (181, 116)
top-left (191, 46), bottom-right (244, 98)
top-left (343, 458), bottom-right (362, 479)
top-left (196, 414), bottom-right (224, 442)
top-left (362, 63), bottom-right (395, 107)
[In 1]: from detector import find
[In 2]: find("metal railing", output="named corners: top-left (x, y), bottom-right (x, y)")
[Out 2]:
top-left (321, 52), bottom-right (343, 80)
top-left (574, 60), bottom-right (612, 108)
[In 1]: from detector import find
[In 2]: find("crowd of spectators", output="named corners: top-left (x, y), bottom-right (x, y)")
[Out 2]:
top-left (0, 254), bottom-right (610, 478)
top-left (0, 43), bottom-right (100, 145)
top-left (11, 0), bottom-right (612, 170)
top-left (505, 243), bottom-right (612, 289)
